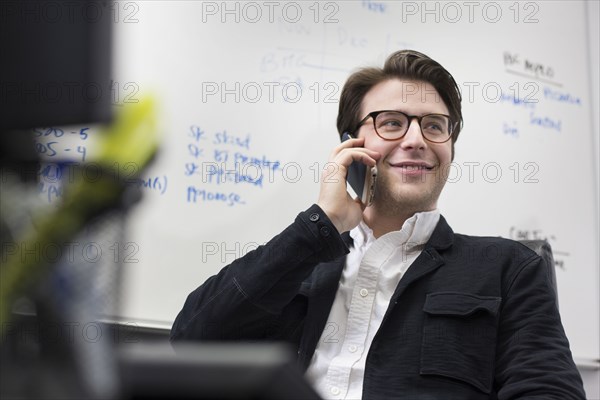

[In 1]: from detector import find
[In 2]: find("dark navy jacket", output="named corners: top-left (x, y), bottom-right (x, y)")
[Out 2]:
top-left (171, 205), bottom-right (585, 399)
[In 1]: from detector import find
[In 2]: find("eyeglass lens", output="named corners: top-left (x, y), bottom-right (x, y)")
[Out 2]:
top-left (374, 111), bottom-right (451, 142)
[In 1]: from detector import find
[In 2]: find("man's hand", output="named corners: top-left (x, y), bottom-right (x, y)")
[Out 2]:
top-left (317, 137), bottom-right (380, 233)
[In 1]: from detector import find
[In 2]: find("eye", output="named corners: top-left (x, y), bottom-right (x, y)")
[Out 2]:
top-left (422, 115), bottom-right (449, 134)
top-left (423, 121), bottom-right (443, 131)
top-left (380, 118), bottom-right (403, 128)
top-left (376, 112), bottom-right (407, 131)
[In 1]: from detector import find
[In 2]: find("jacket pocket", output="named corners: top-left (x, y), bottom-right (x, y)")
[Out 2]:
top-left (420, 292), bottom-right (501, 394)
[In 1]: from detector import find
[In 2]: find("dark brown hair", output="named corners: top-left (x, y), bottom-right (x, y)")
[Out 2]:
top-left (337, 50), bottom-right (463, 154)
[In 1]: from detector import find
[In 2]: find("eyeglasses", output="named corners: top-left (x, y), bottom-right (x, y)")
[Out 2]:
top-left (355, 110), bottom-right (456, 143)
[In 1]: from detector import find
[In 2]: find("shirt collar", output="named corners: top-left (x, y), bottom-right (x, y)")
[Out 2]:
top-left (349, 209), bottom-right (441, 251)
top-left (349, 220), bottom-right (375, 249)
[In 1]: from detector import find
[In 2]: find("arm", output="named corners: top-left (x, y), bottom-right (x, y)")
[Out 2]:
top-left (170, 204), bottom-right (348, 342)
top-left (171, 138), bottom-right (379, 342)
top-left (495, 253), bottom-right (586, 399)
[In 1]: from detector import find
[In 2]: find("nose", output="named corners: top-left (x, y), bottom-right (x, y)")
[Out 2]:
top-left (399, 117), bottom-right (427, 150)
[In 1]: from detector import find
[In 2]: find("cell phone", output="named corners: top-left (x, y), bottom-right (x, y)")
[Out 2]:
top-left (341, 132), bottom-right (377, 206)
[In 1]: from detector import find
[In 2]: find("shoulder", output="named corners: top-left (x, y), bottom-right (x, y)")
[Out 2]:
top-left (452, 233), bottom-right (553, 289)
top-left (450, 233), bottom-right (544, 271)
top-left (429, 216), bottom-right (549, 281)
top-left (454, 233), bottom-right (538, 258)
top-left (432, 216), bottom-right (538, 263)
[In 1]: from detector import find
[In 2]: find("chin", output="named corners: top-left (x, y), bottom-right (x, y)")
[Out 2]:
top-left (373, 190), bottom-right (434, 215)
top-left (370, 164), bottom-right (448, 215)
top-left (374, 176), bottom-right (442, 214)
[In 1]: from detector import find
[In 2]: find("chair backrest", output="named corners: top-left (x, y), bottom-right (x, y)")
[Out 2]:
top-left (518, 240), bottom-right (558, 303)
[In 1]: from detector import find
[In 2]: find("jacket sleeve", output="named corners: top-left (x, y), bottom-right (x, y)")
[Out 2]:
top-left (170, 204), bottom-right (348, 342)
top-left (494, 250), bottom-right (586, 399)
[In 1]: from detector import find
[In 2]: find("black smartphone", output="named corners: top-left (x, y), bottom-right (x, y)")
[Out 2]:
top-left (341, 132), bottom-right (377, 206)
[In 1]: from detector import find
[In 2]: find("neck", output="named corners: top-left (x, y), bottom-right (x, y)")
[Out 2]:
top-left (362, 202), bottom-right (436, 238)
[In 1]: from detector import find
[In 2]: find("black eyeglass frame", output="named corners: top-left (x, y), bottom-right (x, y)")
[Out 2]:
top-left (354, 110), bottom-right (457, 143)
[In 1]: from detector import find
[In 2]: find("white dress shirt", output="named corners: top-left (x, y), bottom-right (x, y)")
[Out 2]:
top-left (305, 210), bottom-right (440, 400)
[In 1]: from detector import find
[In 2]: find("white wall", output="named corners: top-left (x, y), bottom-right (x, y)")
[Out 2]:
top-left (582, 1), bottom-right (599, 397)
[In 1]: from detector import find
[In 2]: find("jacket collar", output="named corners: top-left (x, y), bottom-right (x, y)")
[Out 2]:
top-left (339, 214), bottom-right (454, 251)
top-left (425, 214), bottom-right (454, 251)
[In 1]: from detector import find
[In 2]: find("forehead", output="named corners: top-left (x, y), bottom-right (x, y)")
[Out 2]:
top-left (361, 79), bottom-right (449, 116)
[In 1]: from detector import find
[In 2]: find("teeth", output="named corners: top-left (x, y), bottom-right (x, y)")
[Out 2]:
top-left (400, 165), bottom-right (427, 170)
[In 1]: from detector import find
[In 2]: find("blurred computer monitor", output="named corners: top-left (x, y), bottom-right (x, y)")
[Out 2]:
top-left (118, 342), bottom-right (322, 400)
top-left (1, 0), bottom-right (113, 131)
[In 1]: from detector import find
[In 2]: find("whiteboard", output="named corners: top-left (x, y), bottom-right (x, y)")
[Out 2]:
top-left (36, 1), bottom-right (598, 362)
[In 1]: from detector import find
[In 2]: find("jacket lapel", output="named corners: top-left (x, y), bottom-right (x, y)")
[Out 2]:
top-left (385, 215), bottom-right (454, 318)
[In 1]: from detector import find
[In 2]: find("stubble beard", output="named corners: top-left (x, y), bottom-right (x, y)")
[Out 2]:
top-left (371, 166), bottom-right (447, 218)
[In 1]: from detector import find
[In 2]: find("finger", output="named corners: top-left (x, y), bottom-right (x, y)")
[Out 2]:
top-left (336, 147), bottom-right (381, 167)
top-left (339, 136), bottom-right (365, 148)
top-left (331, 137), bottom-right (365, 156)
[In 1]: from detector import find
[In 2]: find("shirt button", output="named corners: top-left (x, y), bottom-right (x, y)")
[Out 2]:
top-left (320, 226), bottom-right (330, 237)
top-left (360, 288), bottom-right (369, 297)
top-left (330, 386), bottom-right (340, 396)
top-left (348, 344), bottom-right (357, 353)
top-left (309, 213), bottom-right (320, 222)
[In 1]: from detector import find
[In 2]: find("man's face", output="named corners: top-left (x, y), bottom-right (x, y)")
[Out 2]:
top-left (356, 79), bottom-right (453, 214)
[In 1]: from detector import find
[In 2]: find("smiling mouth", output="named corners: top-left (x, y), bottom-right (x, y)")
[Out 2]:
top-left (397, 165), bottom-right (433, 171)
top-left (391, 163), bottom-right (435, 171)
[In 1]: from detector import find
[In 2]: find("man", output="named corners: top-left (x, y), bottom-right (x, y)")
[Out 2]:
top-left (171, 50), bottom-right (585, 399)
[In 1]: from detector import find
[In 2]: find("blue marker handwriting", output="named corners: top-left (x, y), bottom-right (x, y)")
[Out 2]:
top-left (37, 181), bottom-right (62, 204)
top-left (499, 93), bottom-right (536, 109)
top-left (188, 143), bottom-right (204, 159)
top-left (130, 175), bottom-right (168, 195)
top-left (213, 130), bottom-right (251, 149)
top-left (362, 0), bottom-right (386, 13)
top-left (543, 87), bottom-right (582, 106)
top-left (33, 127), bottom-right (88, 162)
top-left (503, 122), bottom-right (519, 138)
top-left (212, 150), bottom-right (280, 173)
top-left (186, 125), bottom-right (281, 185)
top-left (33, 127), bottom-right (89, 140)
top-left (529, 112), bottom-right (561, 132)
top-left (186, 186), bottom-right (245, 207)
top-left (185, 162), bottom-right (264, 187)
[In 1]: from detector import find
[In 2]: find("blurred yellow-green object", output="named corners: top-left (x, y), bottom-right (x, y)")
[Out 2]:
top-left (0, 97), bottom-right (159, 333)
